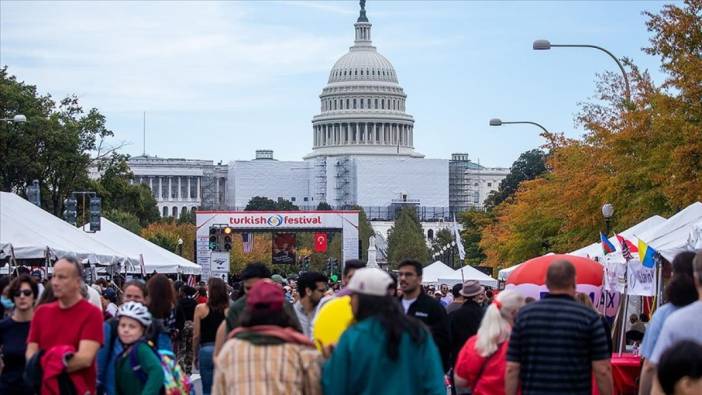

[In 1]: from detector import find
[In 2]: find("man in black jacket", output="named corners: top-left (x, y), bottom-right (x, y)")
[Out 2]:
top-left (398, 259), bottom-right (451, 372)
top-left (447, 280), bottom-right (485, 367)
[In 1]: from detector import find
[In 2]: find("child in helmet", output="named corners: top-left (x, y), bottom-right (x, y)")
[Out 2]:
top-left (115, 302), bottom-right (165, 395)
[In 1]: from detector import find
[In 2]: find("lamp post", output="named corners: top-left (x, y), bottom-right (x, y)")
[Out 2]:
top-left (0, 114), bottom-right (27, 123)
top-left (533, 39), bottom-right (631, 103)
top-left (489, 118), bottom-right (549, 134)
top-left (177, 238), bottom-right (184, 256)
top-left (601, 203), bottom-right (614, 236)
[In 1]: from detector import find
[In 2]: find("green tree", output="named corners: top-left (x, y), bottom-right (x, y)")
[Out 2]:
top-left (177, 209), bottom-right (195, 225)
top-left (483, 149), bottom-right (547, 210)
top-left (275, 198), bottom-right (299, 211)
top-left (316, 201), bottom-right (333, 210)
top-left (104, 209), bottom-right (142, 234)
top-left (87, 153), bottom-right (160, 227)
top-left (386, 207), bottom-right (429, 267)
top-left (459, 209), bottom-right (492, 266)
top-left (244, 196), bottom-right (278, 211)
top-left (350, 205), bottom-right (374, 262)
top-left (244, 196), bottom-right (299, 211)
top-left (1, 68), bottom-right (129, 218)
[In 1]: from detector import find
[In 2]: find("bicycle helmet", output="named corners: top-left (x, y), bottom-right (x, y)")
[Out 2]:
top-left (116, 301), bottom-right (152, 327)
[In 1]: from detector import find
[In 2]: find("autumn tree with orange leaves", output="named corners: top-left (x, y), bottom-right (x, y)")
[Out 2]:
top-left (479, 0), bottom-right (702, 269)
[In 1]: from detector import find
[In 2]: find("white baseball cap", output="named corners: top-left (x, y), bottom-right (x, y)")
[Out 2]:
top-left (347, 268), bottom-right (392, 297)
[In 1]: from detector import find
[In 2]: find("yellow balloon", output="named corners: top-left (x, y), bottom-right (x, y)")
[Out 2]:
top-left (312, 295), bottom-right (354, 351)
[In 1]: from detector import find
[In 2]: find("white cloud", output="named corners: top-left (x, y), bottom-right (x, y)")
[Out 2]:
top-left (1, 1), bottom-right (347, 112)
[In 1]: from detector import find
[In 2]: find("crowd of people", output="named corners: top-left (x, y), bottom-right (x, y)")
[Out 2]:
top-left (0, 252), bottom-right (701, 395)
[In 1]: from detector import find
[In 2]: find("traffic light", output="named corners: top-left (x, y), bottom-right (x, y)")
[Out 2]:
top-left (209, 228), bottom-right (218, 250)
top-left (223, 227), bottom-right (232, 251)
top-left (63, 197), bottom-right (77, 226)
top-left (89, 196), bottom-right (101, 232)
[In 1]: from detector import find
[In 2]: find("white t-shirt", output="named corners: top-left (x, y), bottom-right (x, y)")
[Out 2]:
top-left (401, 297), bottom-right (417, 314)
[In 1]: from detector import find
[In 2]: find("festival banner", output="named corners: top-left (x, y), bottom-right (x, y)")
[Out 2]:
top-left (627, 260), bottom-right (656, 296)
top-left (272, 233), bottom-right (296, 264)
top-left (603, 255), bottom-right (626, 294)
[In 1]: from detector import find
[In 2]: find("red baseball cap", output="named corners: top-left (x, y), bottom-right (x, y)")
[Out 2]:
top-left (246, 280), bottom-right (284, 312)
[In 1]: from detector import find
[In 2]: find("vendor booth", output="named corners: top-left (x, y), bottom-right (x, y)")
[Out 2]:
top-left (0, 192), bottom-right (137, 269)
top-left (437, 264), bottom-right (498, 288)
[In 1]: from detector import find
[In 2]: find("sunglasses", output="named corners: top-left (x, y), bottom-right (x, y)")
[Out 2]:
top-left (14, 289), bottom-right (33, 297)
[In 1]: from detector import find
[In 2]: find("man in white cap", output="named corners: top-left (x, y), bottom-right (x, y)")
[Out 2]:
top-left (322, 268), bottom-right (445, 395)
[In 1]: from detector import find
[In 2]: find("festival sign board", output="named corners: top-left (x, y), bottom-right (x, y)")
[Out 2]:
top-left (196, 210), bottom-right (359, 274)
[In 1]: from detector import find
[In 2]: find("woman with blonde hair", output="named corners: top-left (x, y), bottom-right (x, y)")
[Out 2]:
top-left (453, 290), bottom-right (524, 395)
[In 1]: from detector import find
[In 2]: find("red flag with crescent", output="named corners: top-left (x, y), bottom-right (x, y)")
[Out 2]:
top-left (314, 232), bottom-right (328, 253)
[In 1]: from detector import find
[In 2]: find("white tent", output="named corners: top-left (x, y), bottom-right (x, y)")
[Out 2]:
top-left (636, 202), bottom-right (702, 261)
top-left (498, 264), bottom-right (521, 282)
top-left (437, 264), bottom-right (498, 288)
top-left (497, 252), bottom-right (556, 282)
top-left (421, 261), bottom-right (457, 284)
top-left (569, 215), bottom-right (667, 258)
top-left (0, 192), bottom-right (137, 266)
top-left (82, 217), bottom-right (201, 275)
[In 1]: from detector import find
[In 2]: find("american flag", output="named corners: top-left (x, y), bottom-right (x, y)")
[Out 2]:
top-left (243, 232), bottom-right (254, 254)
top-left (616, 234), bottom-right (634, 261)
top-left (187, 275), bottom-right (196, 287)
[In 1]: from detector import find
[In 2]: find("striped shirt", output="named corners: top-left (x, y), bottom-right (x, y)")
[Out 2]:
top-left (213, 338), bottom-right (323, 395)
top-left (507, 293), bottom-right (610, 395)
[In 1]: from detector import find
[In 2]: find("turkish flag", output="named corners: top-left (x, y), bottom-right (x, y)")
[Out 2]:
top-left (314, 232), bottom-right (328, 253)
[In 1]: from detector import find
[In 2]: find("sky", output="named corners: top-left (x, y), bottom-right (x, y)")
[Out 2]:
top-left (1, 0), bottom-right (669, 167)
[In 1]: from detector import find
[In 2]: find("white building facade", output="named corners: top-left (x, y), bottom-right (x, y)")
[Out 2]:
top-left (125, 3), bottom-right (508, 220)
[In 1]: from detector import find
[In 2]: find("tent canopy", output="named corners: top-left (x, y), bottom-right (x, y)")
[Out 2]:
top-left (636, 202), bottom-right (702, 261)
top-left (83, 217), bottom-right (201, 275)
top-left (0, 192), bottom-right (136, 266)
top-left (421, 261), bottom-right (457, 284)
top-left (569, 215), bottom-right (667, 258)
top-left (498, 264), bottom-right (521, 282)
top-left (437, 264), bottom-right (498, 288)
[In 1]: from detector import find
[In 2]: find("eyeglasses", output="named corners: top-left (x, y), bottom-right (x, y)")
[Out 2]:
top-left (13, 289), bottom-right (33, 297)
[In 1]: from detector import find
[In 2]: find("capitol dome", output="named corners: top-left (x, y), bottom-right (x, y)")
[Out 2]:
top-left (328, 50), bottom-right (398, 84)
top-left (305, 1), bottom-right (422, 159)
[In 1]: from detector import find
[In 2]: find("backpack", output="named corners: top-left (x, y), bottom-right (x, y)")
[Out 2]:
top-left (128, 340), bottom-right (194, 395)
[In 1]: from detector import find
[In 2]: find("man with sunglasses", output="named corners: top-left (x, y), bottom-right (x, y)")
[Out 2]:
top-left (293, 271), bottom-right (329, 339)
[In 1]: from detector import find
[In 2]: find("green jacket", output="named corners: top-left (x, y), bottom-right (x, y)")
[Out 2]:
top-left (225, 295), bottom-right (303, 333)
top-left (115, 342), bottom-right (164, 395)
top-left (322, 317), bottom-right (445, 395)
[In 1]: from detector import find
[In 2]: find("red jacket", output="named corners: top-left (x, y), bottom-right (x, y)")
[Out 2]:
top-left (454, 336), bottom-right (514, 395)
top-left (40, 345), bottom-right (91, 395)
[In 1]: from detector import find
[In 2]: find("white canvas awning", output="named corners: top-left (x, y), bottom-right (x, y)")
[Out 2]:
top-left (569, 215), bottom-right (667, 259)
top-left (82, 217), bottom-right (201, 275)
top-left (0, 192), bottom-right (137, 267)
top-left (437, 264), bottom-right (498, 288)
top-left (421, 261), bottom-right (457, 284)
top-left (636, 202), bottom-right (702, 261)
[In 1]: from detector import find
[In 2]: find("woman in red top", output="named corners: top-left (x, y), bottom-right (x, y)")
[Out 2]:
top-left (454, 290), bottom-right (524, 395)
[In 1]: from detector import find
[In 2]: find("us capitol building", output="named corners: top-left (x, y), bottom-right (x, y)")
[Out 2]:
top-left (126, 3), bottom-right (509, 227)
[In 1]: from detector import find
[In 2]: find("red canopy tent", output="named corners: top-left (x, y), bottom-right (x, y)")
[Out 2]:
top-left (507, 254), bottom-right (603, 286)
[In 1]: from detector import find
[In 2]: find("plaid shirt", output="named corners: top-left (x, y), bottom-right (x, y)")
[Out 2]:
top-left (212, 338), bottom-right (323, 395)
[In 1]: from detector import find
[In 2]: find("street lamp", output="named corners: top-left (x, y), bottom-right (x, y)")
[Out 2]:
top-left (489, 118), bottom-right (549, 134)
top-left (177, 238), bottom-right (184, 256)
top-left (601, 203), bottom-right (614, 236)
top-left (0, 114), bottom-right (27, 123)
top-left (533, 39), bottom-right (631, 103)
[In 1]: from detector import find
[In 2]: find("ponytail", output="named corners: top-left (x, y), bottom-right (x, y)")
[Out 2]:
top-left (474, 290), bottom-right (524, 357)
